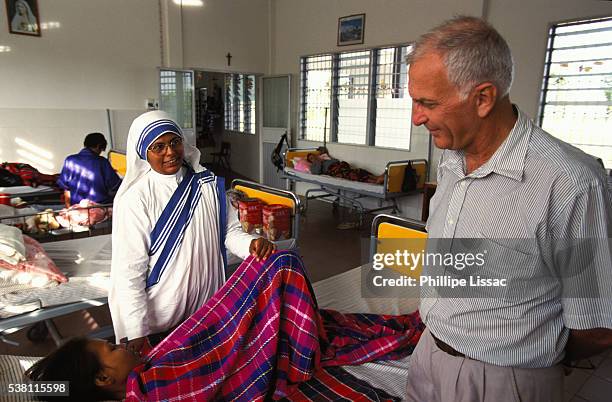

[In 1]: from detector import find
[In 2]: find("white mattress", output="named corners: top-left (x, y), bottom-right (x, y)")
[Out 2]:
top-left (0, 185), bottom-right (54, 195)
top-left (284, 167), bottom-right (386, 195)
top-left (313, 264), bottom-right (419, 401)
top-left (0, 235), bottom-right (112, 318)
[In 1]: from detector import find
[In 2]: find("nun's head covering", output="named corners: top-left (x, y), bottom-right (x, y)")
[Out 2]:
top-left (114, 110), bottom-right (204, 206)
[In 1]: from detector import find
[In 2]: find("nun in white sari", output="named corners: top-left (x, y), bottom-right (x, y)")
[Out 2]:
top-left (109, 111), bottom-right (274, 350)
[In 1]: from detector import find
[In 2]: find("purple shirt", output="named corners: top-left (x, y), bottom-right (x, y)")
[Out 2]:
top-left (57, 148), bottom-right (121, 205)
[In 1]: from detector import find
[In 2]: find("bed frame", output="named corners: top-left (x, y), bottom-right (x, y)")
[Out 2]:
top-left (230, 179), bottom-right (302, 243)
top-left (0, 203), bottom-right (113, 243)
top-left (0, 182), bottom-right (301, 348)
top-left (281, 148), bottom-right (428, 225)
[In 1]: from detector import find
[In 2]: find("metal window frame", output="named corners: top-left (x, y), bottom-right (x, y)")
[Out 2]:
top-left (538, 15), bottom-right (612, 126)
top-left (300, 43), bottom-right (412, 150)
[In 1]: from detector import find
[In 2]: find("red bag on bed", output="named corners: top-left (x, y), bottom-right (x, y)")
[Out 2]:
top-left (0, 235), bottom-right (68, 284)
top-left (0, 163), bottom-right (59, 188)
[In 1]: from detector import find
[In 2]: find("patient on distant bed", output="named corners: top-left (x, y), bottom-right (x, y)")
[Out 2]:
top-left (300, 150), bottom-right (385, 184)
top-left (25, 251), bottom-right (423, 401)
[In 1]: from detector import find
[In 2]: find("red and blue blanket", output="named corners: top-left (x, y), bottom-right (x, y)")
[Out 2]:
top-left (126, 251), bottom-right (424, 401)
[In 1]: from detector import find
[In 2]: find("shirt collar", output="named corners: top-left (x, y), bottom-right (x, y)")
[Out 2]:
top-left (439, 105), bottom-right (531, 182)
top-left (79, 147), bottom-right (98, 156)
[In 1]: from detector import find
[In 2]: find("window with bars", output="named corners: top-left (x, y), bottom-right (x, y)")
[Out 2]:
top-left (299, 45), bottom-right (413, 149)
top-left (300, 55), bottom-right (332, 142)
top-left (224, 73), bottom-right (256, 134)
top-left (336, 50), bottom-right (370, 145)
top-left (538, 16), bottom-right (612, 168)
top-left (160, 70), bottom-right (194, 130)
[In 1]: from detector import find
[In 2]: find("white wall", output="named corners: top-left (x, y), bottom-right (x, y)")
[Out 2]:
top-left (0, 0), bottom-right (159, 110)
top-left (181, 0), bottom-right (269, 73)
top-left (0, 0), bottom-right (159, 172)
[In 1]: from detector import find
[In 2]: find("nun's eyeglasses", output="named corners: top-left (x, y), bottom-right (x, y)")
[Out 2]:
top-left (148, 137), bottom-right (184, 154)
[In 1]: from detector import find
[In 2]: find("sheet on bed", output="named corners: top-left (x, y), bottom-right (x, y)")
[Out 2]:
top-left (284, 167), bottom-right (386, 195)
top-left (0, 235), bottom-right (111, 318)
top-left (312, 265), bottom-right (420, 401)
top-left (127, 252), bottom-right (424, 401)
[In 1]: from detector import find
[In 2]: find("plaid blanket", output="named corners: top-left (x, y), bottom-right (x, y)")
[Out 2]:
top-left (126, 251), bottom-right (424, 401)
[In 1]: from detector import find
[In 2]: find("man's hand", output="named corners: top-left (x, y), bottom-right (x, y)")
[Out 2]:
top-left (125, 336), bottom-right (146, 355)
top-left (565, 328), bottom-right (612, 363)
top-left (249, 238), bottom-right (276, 262)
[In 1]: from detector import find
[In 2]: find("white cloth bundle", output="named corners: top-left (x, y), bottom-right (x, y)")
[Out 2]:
top-left (0, 224), bottom-right (26, 266)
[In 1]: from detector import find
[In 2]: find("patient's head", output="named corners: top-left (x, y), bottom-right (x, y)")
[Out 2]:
top-left (25, 337), bottom-right (142, 401)
top-left (306, 153), bottom-right (318, 163)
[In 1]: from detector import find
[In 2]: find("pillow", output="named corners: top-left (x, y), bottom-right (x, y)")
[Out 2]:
top-left (293, 158), bottom-right (312, 173)
top-left (0, 224), bottom-right (26, 266)
top-left (0, 235), bottom-right (68, 286)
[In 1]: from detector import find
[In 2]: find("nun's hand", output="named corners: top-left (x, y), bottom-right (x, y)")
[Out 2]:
top-left (249, 238), bottom-right (276, 262)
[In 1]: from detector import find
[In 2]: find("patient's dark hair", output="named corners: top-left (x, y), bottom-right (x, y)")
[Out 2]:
top-left (25, 336), bottom-right (116, 401)
top-left (84, 132), bottom-right (108, 149)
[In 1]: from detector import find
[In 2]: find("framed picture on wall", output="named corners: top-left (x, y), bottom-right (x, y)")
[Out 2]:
top-left (337, 13), bottom-right (365, 46)
top-left (5, 0), bottom-right (41, 36)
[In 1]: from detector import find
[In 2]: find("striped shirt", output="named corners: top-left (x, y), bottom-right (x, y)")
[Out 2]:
top-left (421, 107), bottom-right (612, 368)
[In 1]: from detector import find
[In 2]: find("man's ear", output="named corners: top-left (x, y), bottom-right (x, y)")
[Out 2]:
top-left (94, 370), bottom-right (115, 387)
top-left (473, 82), bottom-right (497, 118)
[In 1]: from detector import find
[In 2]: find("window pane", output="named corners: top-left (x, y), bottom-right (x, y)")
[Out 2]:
top-left (374, 46), bottom-right (412, 149)
top-left (263, 76), bottom-right (289, 128)
top-left (159, 70), bottom-right (193, 130)
top-left (301, 55), bottom-right (332, 141)
top-left (224, 74), bottom-right (234, 130)
top-left (245, 75), bottom-right (256, 134)
top-left (336, 50), bottom-right (370, 145)
top-left (540, 17), bottom-right (612, 168)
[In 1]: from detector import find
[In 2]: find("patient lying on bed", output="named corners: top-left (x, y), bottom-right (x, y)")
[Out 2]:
top-left (26, 251), bottom-right (424, 401)
top-left (306, 152), bottom-right (385, 184)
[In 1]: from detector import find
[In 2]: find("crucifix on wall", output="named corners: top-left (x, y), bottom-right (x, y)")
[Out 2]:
top-left (226, 52), bottom-right (232, 66)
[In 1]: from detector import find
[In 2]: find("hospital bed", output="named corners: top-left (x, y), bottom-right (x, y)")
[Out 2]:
top-left (281, 147), bottom-right (428, 225)
top-left (0, 185), bottom-right (62, 206)
top-left (227, 179), bottom-right (302, 273)
top-left (0, 214), bottom-right (426, 401)
top-left (0, 180), bottom-right (302, 347)
top-left (0, 203), bottom-right (113, 243)
top-left (0, 235), bottom-right (113, 346)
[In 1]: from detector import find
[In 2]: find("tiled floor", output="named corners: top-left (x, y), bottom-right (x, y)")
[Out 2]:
top-left (1, 168), bottom-right (610, 401)
top-left (564, 350), bottom-right (612, 402)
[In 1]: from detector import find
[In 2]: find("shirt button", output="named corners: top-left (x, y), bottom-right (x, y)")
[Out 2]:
top-left (448, 219), bottom-right (454, 225)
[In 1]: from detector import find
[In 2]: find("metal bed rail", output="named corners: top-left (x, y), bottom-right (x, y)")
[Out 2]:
top-left (230, 179), bottom-right (302, 243)
top-left (281, 147), bottom-right (428, 226)
top-left (0, 203), bottom-right (113, 242)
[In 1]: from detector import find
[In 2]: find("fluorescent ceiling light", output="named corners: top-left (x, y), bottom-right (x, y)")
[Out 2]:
top-left (173, 0), bottom-right (204, 7)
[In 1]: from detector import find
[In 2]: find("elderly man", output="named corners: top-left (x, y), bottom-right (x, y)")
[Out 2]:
top-left (405, 16), bottom-right (612, 401)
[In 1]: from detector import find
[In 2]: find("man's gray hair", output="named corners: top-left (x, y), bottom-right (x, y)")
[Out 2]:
top-left (407, 16), bottom-right (514, 98)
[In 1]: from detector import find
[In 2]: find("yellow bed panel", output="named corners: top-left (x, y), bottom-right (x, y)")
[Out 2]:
top-left (284, 150), bottom-right (320, 168)
top-left (234, 185), bottom-right (296, 212)
top-left (376, 221), bottom-right (427, 278)
top-left (387, 160), bottom-right (428, 193)
top-left (108, 150), bottom-right (126, 177)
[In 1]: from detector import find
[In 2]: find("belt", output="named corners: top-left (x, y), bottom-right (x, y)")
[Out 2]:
top-left (430, 332), bottom-right (466, 358)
